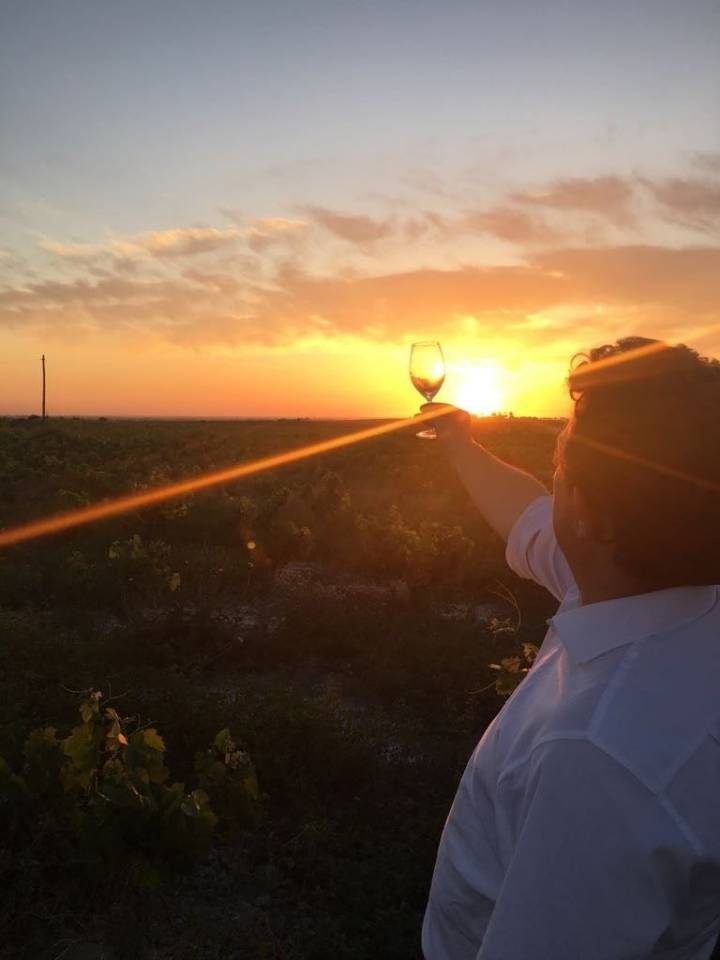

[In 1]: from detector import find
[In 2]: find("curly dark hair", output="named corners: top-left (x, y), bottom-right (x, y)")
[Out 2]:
top-left (557, 336), bottom-right (720, 589)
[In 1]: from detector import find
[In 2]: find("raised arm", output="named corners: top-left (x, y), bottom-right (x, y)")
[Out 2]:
top-left (423, 403), bottom-right (548, 542)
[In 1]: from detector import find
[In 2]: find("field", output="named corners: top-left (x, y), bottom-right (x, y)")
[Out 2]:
top-left (0, 415), bottom-right (562, 960)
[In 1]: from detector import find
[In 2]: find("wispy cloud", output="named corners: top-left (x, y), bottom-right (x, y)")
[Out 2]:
top-left (122, 227), bottom-right (242, 258)
top-left (641, 177), bottom-right (720, 234)
top-left (217, 208), bottom-right (245, 226)
top-left (245, 217), bottom-right (308, 251)
top-left (511, 175), bottom-right (635, 226)
top-left (692, 152), bottom-right (720, 174)
top-left (3, 244), bottom-right (718, 351)
top-left (39, 227), bottom-right (242, 262)
top-left (39, 239), bottom-right (104, 261)
top-left (457, 207), bottom-right (558, 244)
top-left (299, 205), bottom-right (394, 245)
top-left (8, 158), bottom-right (720, 355)
top-left (219, 208), bottom-right (307, 233)
top-left (534, 245), bottom-right (720, 313)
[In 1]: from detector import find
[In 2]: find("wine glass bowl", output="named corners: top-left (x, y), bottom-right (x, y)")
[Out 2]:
top-left (410, 341), bottom-right (445, 439)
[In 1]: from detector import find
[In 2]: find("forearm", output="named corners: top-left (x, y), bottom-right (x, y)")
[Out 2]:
top-left (449, 439), bottom-right (549, 542)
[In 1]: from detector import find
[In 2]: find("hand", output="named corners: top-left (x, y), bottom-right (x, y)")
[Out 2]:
top-left (420, 403), bottom-right (473, 453)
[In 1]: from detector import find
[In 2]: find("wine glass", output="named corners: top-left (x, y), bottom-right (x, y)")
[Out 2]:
top-left (410, 341), bottom-right (445, 439)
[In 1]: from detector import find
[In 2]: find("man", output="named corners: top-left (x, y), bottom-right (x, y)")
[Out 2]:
top-left (421, 337), bottom-right (720, 959)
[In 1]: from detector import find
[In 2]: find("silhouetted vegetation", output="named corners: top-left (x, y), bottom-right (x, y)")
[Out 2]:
top-left (0, 416), bottom-right (560, 959)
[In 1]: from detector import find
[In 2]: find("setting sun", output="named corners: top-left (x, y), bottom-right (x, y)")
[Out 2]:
top-left (452, 364), bottom-right (505, 416)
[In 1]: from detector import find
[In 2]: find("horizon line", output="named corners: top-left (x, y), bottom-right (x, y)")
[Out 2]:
top-left (0, 412), bottom-right (565, 423)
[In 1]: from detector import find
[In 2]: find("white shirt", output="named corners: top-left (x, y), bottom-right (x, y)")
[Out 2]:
top-left (422, 495), bottom-right (720, 960)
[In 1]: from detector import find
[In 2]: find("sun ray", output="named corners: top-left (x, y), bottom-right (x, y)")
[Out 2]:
top-left (452, 364), bottom-right (504, 415)
top-left (0, 411), bottom-right (437, 549)
top-left (4, 325), bottom-right (720, 551)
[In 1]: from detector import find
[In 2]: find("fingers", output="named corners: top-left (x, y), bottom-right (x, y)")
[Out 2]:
top-left (420, 402), bottom-right (460, 415)
top-left (417, 403), bottom-right (473, 451)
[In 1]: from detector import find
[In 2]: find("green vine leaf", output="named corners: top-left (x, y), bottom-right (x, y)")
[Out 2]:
top-left (141, 729), bottom-right (166, 753)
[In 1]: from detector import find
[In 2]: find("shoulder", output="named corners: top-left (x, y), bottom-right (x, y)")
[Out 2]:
top-left (499, 735), bottom-right (635, 792)
top-left (499, 735), bottom-right (716, 861)
top-left (505, 494), bottom-right (576, 602)
top-left (590, 618), bottom-right (720, 796)
top-left (498, 737), bottom-right (694, 848)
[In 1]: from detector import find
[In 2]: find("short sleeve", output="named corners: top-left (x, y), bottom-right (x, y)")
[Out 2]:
top-left (478, 738), bottom-right (698, 960)
top-left (505, 495), bottom-right (575, 601)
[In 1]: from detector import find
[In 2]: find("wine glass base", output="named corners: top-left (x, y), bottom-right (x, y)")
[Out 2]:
top-left (416, 428), bottom-right (437, 440)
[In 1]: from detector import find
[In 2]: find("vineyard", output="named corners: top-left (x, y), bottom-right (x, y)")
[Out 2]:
top-left (0, 415), bottom-right (562, 960)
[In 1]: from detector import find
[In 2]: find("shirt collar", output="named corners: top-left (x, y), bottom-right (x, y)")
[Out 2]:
top-left (548, 584), bottom-right (719, 666)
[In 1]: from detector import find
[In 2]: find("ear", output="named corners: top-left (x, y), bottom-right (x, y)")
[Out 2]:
top-left (571, 485), bottom-right (615, 543)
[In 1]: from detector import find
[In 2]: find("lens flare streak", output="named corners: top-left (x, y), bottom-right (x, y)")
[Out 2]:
top-left (4, 326), bottom-right (720, 553)
top-left (0, 412), bottom-right (437, 549)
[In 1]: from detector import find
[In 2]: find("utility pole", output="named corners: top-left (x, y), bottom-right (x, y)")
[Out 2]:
top-left (42, 354), bottom-right (46, 420)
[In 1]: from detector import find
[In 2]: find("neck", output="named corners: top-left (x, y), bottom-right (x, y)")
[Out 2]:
top-left (574, 566), bottom-right (657, 606)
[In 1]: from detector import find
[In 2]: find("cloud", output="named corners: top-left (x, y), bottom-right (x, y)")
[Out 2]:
top-left (245, 217), bottom-right (308, 252)
top-left (533, 245), bottom-right (720, 314)
top-left (37, 220), bottom-right (309, 273)
top-left (39, 162), bottom-right (720, 301)
top-left (218, 208), bottom-right (244, 226)
top-left (39, 239), bottom-right (104, 261)
top-left (219, 207), bottom-right (307, 236)
top-left (124, 227), bottom-right (241, 258)
top-left (39, 227), bottom-right (242, 263)
top-left (406, 206), bottom-right (559, 246)
top-left (511, 175), bottom-right (635, 226)
top-left (460, 207), bottom-right (559, 244)
top-left (259, 245), bottom-right (720, 343)
top-left (0, 275), bottom-right (193, 311)
top-left (300, 205), bottom-right (393, 245)
top-left (641, 177), bottom-right (720, 234)
top-left (10, 156), bottom-right (720, 353)
top-left (0, 270), bottom-right (262, 346)
top-left (256, 262), bottom-right (565, 341)
top-left (5, 243), bottom-right (717, 352)
top-left (691, 152), bottom-right (720, 174)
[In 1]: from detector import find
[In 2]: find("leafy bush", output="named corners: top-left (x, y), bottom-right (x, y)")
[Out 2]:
top-left (0, 689), bottom-right (259, 890)
top-left (0, 416), bottom-right (561, 957)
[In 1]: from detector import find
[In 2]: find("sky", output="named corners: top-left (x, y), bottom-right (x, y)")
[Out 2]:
top-left (1, 0), bottom-right (719, 418)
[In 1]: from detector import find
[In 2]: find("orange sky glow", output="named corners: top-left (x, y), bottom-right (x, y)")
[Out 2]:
top-left (2, 4), bottom-right (719, 419)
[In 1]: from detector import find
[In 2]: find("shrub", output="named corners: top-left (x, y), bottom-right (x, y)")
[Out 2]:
top-left (0, 689), bottom-right (260, 890)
